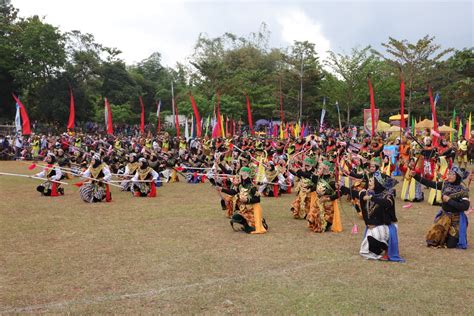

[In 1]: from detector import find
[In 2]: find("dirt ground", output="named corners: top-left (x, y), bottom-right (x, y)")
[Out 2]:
top-left (1, 161), bottom-right (473, 314)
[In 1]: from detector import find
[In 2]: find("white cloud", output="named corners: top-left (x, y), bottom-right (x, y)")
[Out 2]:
top-left (277, 9), bottom-right (331, 61)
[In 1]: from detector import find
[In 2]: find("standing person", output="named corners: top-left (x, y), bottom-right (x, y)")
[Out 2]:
top-left (14, 133), bottom-right (23, 159)
top-left (457, 135), bottom-right (468, 169)
top-left (411, 166), bottom-right (470, 249)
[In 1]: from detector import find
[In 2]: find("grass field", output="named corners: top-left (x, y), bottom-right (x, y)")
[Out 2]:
top-left (1, 161), bottom-right (473, 314)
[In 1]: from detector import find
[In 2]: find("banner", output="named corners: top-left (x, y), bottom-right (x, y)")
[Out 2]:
top-left (368, 78), bottom-right (376, 136)
top-left (189, 93), bottom-right (202, 137)
top-left (363, 108), bottom-right (379, 135)
top-left (246, 95), bottom-right (254, 136)
top-left (138, 96), bottom-right (145, 134)
top-left (12, 94), bottom-right (31, 135)
top-left (15, 104), bottom-right (21, 133)
top-left (67, 88), bottom-right (75, 130)
top-left (104, 98), bottom-right (114, 135)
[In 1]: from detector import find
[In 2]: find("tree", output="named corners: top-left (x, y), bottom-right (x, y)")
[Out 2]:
top-left (325, 46), bottom-right (376, 124)
top-left (372, 35), bottom-right (453, 123)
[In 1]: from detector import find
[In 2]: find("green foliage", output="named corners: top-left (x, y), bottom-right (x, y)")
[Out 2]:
top-left (95, 103), bottom-right (138, 124)
top-left (0, 3), bottom-right (471, 131)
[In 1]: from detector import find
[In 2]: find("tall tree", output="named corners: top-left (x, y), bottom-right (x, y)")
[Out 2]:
top-left (372, 35), bottom-right (453, 123)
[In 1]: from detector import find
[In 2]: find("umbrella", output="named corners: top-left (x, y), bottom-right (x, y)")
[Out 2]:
top-left (389, 113), bottom-right (409, 121)
top-left (438, 125), bottom-right (456, 133)
top-left (376, 120), bottom-right (391, 132)
top-left (415, 119), bottom-right (433, 129)
top-left (386, 125), bottom-right (403, 133)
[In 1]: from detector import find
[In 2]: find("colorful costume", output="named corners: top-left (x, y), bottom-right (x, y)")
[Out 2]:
top-left (413, 167), bottom-right (470, 248)
top-left (224, 167), bottom-right (268, 234)
top-left (35, 153), bottom-right (64, 196)
top-left (79, 154), bottom-right (112, 203)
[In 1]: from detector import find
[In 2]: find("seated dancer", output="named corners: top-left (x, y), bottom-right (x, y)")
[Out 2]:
top-left (342, 170), bottom-right (404, 261)
top-left (410, 166), bottom-right (470, 249)
top-left (289, 157), bottom-right (318, 220)
top-left (260, 161), bottom-right (286, 197)
top-left (400, 158), bottom-right (424, 202)
top-left (79, 154), bottom-right (112, 203)
top-left (219, 167), bottom-right (268, 234)
top-left (35, 153), bottom-right (64, 196)
top-left (131, 158), bottom-right (159, 197)
top-left (120, 153), bottom-right (139, 191)
top-left (308, 160), bottom-right (341, 233)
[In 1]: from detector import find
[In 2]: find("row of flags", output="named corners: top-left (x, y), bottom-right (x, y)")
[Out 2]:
top-left (9, 87), bottom-right (472, 141)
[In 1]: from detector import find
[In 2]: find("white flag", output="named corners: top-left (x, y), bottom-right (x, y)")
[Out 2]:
top-left (15, 104), bottom-right (22, 133)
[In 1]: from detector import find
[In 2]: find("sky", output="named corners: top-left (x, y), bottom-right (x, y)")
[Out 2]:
top-left (13, 0), bottom-right (474, 67)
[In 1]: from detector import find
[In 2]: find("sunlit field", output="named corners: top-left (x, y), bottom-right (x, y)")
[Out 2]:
top-left (1, 161), bottom-right (473, 314)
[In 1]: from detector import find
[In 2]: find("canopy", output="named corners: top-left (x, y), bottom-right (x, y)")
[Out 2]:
top-left (386, 125), bottom-right (403, 133)
top-left (377, 120), bottom-right (391, 132)
top-left (389, 113), bottom-right (409, 121)
top-left (415, 119), bottom-right (434, 129)
top-left (255, 119), bottom-right (269, 127)
top-left (438, 125), bottom-right (456, 133)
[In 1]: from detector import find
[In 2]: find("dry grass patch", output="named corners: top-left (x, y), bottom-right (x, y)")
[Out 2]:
top-left (1, 161), bottom-right (473, 314)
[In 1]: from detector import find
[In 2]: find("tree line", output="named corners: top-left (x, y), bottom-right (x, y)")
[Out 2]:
top-left (0, 3), bottom-right (472, 130)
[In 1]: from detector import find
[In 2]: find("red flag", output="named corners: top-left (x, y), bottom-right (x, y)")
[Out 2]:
top-left (428, 86), bottom-right (438, 145)
top-left (67, 88), bottom-right (75, 130)
top-left (367, 78), bottom-right (376, 136)
top-left (156, 100), bottom-right (161, 133)
top-left (216, 92), bottom-right (223, 138)
top-left (173, 98), bottom-right (180, 137)
top-left (400, 79), bottom-right (405, 129)
top-left (139, 96), bottom-right (145, 134)
top-left (28, 163), bottom-right (37, 170)
top-left (12, 94), bottom-right (31, 135)
top-left (104, 98), bottom-right (114, 135)
top-left (189, 93), bottom-right (202, 137)
top-left (246, 94), bottom-right (254, 136)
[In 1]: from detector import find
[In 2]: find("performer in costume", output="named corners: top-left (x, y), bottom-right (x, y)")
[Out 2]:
top-left (308, 160), bottom-right (340, 233)
top-left (343, 170), bottom-right (403, 261)
top-left (260, 161), bottom-right (286, 197)
top-left (220, 167), bottom-right (268, 234)
top-left (400, 158), bottom-right (424, 202)
top-left (289, 157), bottom-right (318, 220)
top-left (79, 154), bottom-right (112, 203)
top-left (457, 135), bottom-right (468, 169)
top-left (131, 157), bottom-right (159, 197)
top-left (420, 137), bottom-right (437, 180)
top-left (411, 166), bottom-right (470, 248)
top-left (35, 153), bottom-right (64, 196)
top-left (120, 153), bottom-right (139, 191)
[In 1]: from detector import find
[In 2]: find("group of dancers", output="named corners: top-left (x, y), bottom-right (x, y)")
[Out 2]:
top-left (7, 129), bottom-right (472, 261)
